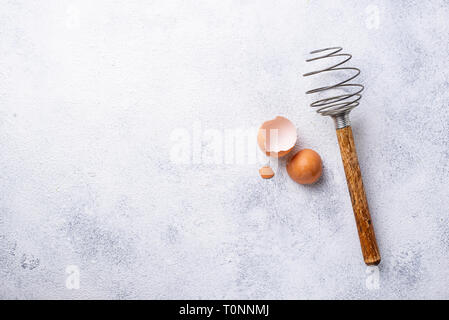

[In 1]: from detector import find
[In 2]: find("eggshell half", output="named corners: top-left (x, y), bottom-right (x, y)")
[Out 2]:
top-left (257, 116), bottom-right (297, 157)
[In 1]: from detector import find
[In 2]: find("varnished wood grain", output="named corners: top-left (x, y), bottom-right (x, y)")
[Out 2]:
top-left (336, 126), bottom-right (381, 266)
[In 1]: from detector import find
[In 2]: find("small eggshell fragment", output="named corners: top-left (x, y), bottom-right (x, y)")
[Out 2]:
top-left (287, 149), bottom-right (322, 184)
top-left (259, 166), bottom-right (275, 179)
top-left (257, 116), bottom-right (297, 157)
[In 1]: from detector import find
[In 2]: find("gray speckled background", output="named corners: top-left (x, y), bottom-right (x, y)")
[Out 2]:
top-left (1, 0), bottom-right (448, 300)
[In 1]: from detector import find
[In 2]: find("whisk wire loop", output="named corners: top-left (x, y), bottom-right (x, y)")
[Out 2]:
top-left (303, 47), bottom-right (364, 118)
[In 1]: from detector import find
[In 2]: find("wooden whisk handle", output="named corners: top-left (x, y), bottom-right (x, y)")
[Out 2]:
top-left (336, 126), bottom-right (381, 265)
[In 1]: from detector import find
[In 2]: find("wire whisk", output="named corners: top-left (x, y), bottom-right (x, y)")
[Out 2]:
top-left (302, 47), bottom-right (381, 265)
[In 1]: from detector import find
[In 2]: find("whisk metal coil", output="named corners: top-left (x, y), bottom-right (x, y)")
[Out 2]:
top-left (303, 47), bottom-right (364, 127)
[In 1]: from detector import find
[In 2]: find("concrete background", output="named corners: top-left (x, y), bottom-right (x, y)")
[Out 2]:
top-left (0, 0), bottom-right (448, 299)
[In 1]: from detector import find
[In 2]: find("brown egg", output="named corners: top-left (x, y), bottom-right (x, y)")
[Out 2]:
top-left (287, 149), bottom-right (322, 184)
top-left (257, 116), bottom-right (297, 158)
top-left (259, 166), bottom-right (274, 179)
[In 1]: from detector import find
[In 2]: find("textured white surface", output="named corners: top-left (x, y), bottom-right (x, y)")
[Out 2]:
top-left (1, 0), bottom-right (448, 299)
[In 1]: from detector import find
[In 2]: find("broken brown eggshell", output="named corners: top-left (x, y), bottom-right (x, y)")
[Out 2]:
top-left (257, 116), bottom-right (297, 158)
top-left (259, 166), bottom-right (275, 179)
